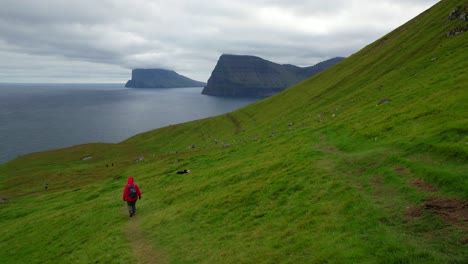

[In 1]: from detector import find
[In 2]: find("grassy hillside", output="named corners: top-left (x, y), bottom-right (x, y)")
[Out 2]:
top-left (1, 0), bottom-right (467, 263)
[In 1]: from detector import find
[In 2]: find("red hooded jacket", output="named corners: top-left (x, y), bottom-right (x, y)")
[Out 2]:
top-left (122, 176), bottom-right (141, 202)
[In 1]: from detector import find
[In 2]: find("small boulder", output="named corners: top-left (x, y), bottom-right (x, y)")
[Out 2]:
top-left (378, 98), bottom-right (392, 105)
top-left (448, 6), bottom-right (461, 20)
top-left (81, 155), bottom-right (93, 161)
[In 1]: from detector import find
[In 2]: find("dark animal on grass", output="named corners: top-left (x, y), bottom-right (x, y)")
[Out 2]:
top-left (176, 169), bottom-right (190, 174)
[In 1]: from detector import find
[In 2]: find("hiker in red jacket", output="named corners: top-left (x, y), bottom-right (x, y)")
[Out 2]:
top-left (122, 176), bottom-right (141, 217)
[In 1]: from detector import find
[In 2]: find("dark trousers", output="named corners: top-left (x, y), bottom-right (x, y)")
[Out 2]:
top-left (127, 201), bottom-right (137, 213)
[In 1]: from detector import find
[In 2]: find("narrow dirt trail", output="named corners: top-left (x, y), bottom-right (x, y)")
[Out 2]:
top-left (126, 216), bottom-right (167, 264)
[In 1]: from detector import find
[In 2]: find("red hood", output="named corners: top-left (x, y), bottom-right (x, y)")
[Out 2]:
top-left (127, 176), bottom-right (134, 184)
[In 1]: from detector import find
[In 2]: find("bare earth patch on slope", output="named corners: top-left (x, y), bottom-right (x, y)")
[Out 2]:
top-left (404, 206), bottom-right (422, 218)
top-left (315, 133), bottom-right (345, 154)
top-left (408, 178), bottom-right (439, 193)
top-left (393, 167), bottom-right (410, 176)
top-left (424, 198), bottom-right (468, 233)
top-left (393, 162), bottom-right (439, 193)
top-left (399, 169), bottom-right (466, 235)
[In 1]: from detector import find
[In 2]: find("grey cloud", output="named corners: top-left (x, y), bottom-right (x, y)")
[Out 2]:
top-left (0, 0), bottom-right (439, 83)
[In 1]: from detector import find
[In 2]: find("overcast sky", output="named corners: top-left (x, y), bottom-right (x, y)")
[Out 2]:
top-left (0, 0), bottom-right (439, 83)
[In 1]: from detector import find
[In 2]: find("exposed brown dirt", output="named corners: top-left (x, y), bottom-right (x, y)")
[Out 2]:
top-left (424, 198), bottom-right (468, 232)
top-left (404, 206), bottom-right (422, 218)
top-left (315, 133), bottom-right (344, 154)
top-left (401, 171), bottom-right (467, 232)
top-left (408, 178), bottom-right (438, 193)
top-left (370, 174), bottom-right (383, 189)
top-left (325, 147), bottom-right (340, 153)
top-left (393, 167), bottom-right (410, 176)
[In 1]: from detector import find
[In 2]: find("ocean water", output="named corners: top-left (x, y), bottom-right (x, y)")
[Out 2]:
top-left (0, 83), bottom-right (260, 164)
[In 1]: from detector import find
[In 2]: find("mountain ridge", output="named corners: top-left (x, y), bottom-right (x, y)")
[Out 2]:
top-left (201, 55), bottom-right (344, 97)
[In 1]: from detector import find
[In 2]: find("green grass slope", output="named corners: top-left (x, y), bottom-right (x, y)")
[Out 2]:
top-left (1, 1), bottom-right (467, 263)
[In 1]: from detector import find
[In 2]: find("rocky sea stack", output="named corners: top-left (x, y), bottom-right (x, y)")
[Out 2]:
top-left (201, 55), bottom-right (344, 97)
top-left (125, 69), bottom-right (206, 88)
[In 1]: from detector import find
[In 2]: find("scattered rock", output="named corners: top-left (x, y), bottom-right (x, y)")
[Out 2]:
top-left (447, 6), bottom-right (468, 36)
top-left (461, 12), bottom-right (468, 22)
top-left (214, 139), bottom-right (219, 144)
top-left (378, 98), bottom-right (392, 105)
top-left (188, 144), bottom-right (195, 149)
top-left (176, 169), bottom-right (190, 174)
top-left (430, 57), bottom-right (437, 61)
top-left (81, 155), bottom-right (93, 161)
top-left (223, 143), bottom-right (231, 148)
top-left (288, 122), bottom-right (294, 126)
top-left (448, 6), bottom-right (462, 20)
top-left (447, 6), bottom-right (468, 21)
top-left (447, 25), bottom-right (468, 36)
top-left (0, 198), bottom-right (9, 203)
top-left (135, 156), bottom-right (144, 162)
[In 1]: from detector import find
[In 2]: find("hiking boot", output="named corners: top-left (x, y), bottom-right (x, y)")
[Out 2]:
top-left (129, 211), bottom-right (134, 217)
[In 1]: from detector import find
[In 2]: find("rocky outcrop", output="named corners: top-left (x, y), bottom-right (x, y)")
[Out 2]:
top-left (125, 69), bottom-right (206, 88)
top-left (447, 6), bottom-right (468, 36)
top-left (201, 55), bottom-right (344, 97)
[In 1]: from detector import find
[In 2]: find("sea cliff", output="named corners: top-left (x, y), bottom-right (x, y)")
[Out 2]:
top-left (201, 55), bottom-right (344, 97)
top-left (125, 69), bottom-right (206, 88)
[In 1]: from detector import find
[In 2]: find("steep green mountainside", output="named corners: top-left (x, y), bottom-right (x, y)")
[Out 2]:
top-left (1, 1), bottom-right (467, 263)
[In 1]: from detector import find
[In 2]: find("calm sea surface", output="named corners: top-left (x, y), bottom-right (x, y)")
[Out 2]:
top-left (0, 83), bottom-right (260, 164)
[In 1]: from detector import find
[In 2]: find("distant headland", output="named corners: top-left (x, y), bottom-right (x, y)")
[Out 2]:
top-left (201, 54), bottom-right (345, 97)
top-left (125, 69), bottom-right (206, 88)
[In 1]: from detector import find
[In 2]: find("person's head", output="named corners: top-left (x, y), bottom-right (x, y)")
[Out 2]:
top-left (127, 176), bottom-right (134, 184)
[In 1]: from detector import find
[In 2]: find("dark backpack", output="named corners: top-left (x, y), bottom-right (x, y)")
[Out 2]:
top-left (128, 184), bottom-right (138, 199)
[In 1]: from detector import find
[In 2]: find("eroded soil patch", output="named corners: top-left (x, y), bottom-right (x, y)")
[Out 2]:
top-left (404, 206), bottom-right (422, 218)
top-left (393, 167), bottom-right (410, 176)
top-left (424, 198), bottom-right (468, 232)
top-left (408, 178), bottom-right (438, 193)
